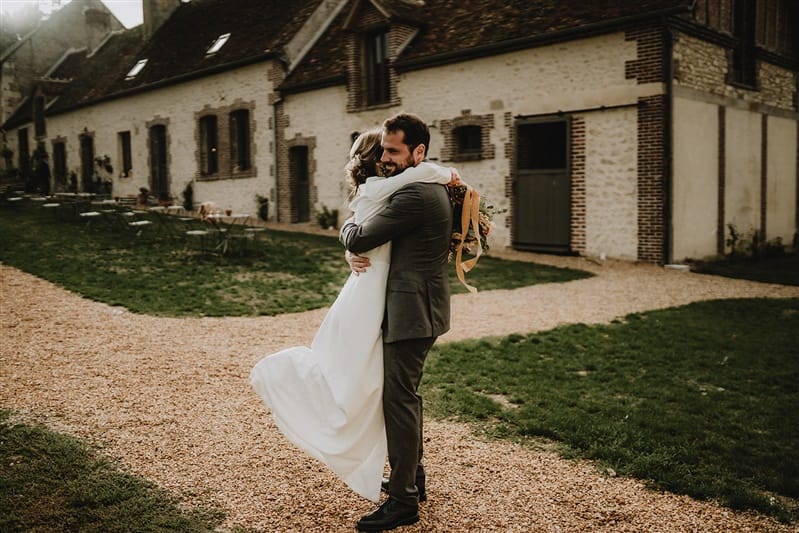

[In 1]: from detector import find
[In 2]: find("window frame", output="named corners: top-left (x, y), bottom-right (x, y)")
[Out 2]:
top-left (229, 109), bottom-right (251, 173)
top-left (33, 95), bottom-right (46, 138)
top-left (52, 140), bottom-right (67, 186)
top-left (18, 128), bottom-right (30, 174)
top-left (125, 59), bottom-right (148, 80)
top-left (118, 131), bottom-right (132, 177)
top-left (206, 33), bottom-right (231, 55)
top-left (199, 114), bottom-right (219, 176)
top-left (729, 0), bottom-right (758, 88)
top-left (365, 29), bottom-right (390, 106)
top-left (454, 125), bottom-right (483, 160)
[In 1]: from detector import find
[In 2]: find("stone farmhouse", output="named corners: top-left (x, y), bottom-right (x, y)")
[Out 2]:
top-left (2, 0), bottom-right (797, 264)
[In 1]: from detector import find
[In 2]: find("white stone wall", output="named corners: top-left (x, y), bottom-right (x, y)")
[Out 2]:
top-left (766, 116), bottom-right (797, 244)
top-left (583, 107), bottom-right (639, 260)
top-left (41, 62), bottom-right (277, 216)
top-left (285, 31), bottom-right (651, 258)
top-left (724, 107), bottom-right (762, 241)
top-left (672, 30), bottom-right (798, 259)
top-left (672, 97), bottom-right (719, 261)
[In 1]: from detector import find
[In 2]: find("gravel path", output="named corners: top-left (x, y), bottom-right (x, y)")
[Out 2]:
top-left (2, 251), bottom-right (798, 532)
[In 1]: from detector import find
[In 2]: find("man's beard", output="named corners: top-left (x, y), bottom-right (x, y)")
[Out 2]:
top-left (381, 153), bottom-right (416, 177)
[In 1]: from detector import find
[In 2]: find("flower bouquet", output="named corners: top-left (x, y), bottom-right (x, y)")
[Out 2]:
top-left (448, 183), bottom-right (500, 292)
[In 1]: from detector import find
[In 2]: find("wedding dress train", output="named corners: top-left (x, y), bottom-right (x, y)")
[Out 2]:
top-left (250, 162), bottom-right (450, 501)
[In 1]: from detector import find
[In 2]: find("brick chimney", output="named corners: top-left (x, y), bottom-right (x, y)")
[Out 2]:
top-left (143, 0), bottom-right (181, 40)
top-left (84, 6), bottom-right (111, 55)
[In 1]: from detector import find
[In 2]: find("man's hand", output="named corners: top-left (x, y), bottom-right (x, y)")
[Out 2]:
top-left (345, 250), bottom-right (371, 275)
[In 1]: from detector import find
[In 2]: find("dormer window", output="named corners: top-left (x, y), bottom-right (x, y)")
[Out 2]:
top-left (365, 30), bottom-right (390, 105)
top-left (206, 33), bottom-right (230, 55)
top-left (125, 59), bottom-right (147, 80)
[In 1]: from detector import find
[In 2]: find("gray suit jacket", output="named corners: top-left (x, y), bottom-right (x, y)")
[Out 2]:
top-left (340, 181), bottom-right (453, 343)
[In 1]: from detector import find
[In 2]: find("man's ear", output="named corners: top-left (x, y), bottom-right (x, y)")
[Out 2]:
top-left (413, 144), bottom-right (426, 165)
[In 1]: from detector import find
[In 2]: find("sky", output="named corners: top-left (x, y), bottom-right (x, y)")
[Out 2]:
top-left (0, 0), bottom-right (144, 29)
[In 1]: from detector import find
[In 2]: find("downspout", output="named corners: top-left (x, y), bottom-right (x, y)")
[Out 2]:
top-left (663, 17), bottom-right (675, 265)
top-left (273, 97), bottom-right (282, 223)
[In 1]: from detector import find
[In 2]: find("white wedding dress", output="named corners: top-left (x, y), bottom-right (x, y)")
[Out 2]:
top-left (250, 162), bottom-right (450, 501)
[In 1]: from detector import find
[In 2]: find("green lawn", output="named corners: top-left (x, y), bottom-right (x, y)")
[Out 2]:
top-left (422, 297), bottom-right (799, 522)
top-left (0, 410), bottom-right (222, 532)
top-left (0, 201), bottom-right (590, 316)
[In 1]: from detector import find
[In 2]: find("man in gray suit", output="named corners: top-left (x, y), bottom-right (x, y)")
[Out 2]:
top-left (340, 113), bottom-right (453, 531)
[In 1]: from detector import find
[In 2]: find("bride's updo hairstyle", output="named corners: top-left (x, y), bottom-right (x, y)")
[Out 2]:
top-left (346, 129), bottom-right (383, 199)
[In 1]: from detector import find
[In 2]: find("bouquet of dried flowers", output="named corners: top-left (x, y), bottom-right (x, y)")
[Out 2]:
top-left (448, 183), bottom-right (498, 257)
top-left (448, 182), bottom-right (503, 292)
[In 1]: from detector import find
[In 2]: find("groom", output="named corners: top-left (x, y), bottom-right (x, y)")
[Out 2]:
top-left (341, 112), bottom-right (453, 531)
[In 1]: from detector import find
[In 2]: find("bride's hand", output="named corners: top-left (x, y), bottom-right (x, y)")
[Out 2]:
top-left (448, 168), bottom-right (464, 187)
top-left (345, 250), bottom-right (371, 275)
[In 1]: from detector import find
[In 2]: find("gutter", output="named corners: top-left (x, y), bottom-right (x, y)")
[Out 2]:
top-left (279, 74), bottom-right (347, 95)
top-left (663, 19), bottom-right (675, 265)
top-left (394, 4), bottom-right (693, 72)
top-left (273, 97), bottom-right (282, 223)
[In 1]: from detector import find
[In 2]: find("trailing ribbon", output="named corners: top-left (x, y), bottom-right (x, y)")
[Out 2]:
top-left (453, 185), bottom-right (483, 293)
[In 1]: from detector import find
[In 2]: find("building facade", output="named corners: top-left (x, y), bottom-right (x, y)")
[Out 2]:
top-left (2, 0), bottom-right (797, 264)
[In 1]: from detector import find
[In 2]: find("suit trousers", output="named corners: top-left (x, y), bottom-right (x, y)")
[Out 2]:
top-left (383, 336), bottom-right (436, 506)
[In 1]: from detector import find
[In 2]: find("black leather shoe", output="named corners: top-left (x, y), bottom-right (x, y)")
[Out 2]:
top-left (356, 498), bottom-right (419, 532)
top-left (380, 477), bottom-right (426, 502)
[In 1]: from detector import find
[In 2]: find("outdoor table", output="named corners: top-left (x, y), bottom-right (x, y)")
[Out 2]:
top-left (79, 210), bottom-right (102, 230)
top-left (204, 213), bottom-right (253, 255)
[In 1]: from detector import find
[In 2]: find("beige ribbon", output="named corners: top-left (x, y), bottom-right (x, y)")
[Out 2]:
top-left (453, 186), bottom-right (483, 293)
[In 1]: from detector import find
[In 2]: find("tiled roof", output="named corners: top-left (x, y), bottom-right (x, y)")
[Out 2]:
top-left (280, 0), bottom-right (693, 92)
top-left (108, 0), bottom-right (323, 92)
top-left (4, 0), bottom-right (323, 128)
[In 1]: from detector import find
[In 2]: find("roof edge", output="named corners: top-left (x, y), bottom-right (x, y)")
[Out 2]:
top-left (394, 4), bottom-right (691, 72)
top-left (3, 51), bottom-right (279, 130)
top-left (279, 74), bottom-right (347, 95)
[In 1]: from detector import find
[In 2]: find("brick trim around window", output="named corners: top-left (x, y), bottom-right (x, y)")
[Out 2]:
top-left (440, 110), bottom-right (495, 163)
top-left (570, 117), bottom-right (586, 255)
top-left (193, 100), bottom-right (257, 181)
top-left (276, 125), bottom-right (317, 224)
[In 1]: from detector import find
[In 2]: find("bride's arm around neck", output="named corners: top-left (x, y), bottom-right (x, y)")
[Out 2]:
top-left (358, 161), bottom-right (451, 202)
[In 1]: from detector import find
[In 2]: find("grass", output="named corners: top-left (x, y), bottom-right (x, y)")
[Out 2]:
top-left (0, 202), bottom-right (591, 316)
top-left (0, 410), bottom-right (222, 532)
top-left (421, 297), bottom-right (799, 522)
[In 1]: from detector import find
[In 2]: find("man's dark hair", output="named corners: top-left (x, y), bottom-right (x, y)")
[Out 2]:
top-left (383, 113), bottom-right (430, 156)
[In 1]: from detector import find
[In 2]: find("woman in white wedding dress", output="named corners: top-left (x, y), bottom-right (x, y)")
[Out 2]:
top-left (250, 129), bottom-right (451, 502)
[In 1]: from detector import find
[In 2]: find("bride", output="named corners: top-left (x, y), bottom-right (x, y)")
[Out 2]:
top-left (250, 129), bottom-right (452, 501)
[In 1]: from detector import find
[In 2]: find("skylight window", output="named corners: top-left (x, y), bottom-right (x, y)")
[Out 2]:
top-left (206, 33), bottom-right (230, 55)
top-left (125, 59), bottom-right (147, 80)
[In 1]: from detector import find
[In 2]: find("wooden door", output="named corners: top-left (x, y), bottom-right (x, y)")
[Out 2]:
top-left (290, 146), bottom-right (310, 223)
top-left (79, 134), bottom-right (94, 192)
top-left (149, 125), bottom-right (168, 201)
top-left (513, 118), bottom-right (571, 252)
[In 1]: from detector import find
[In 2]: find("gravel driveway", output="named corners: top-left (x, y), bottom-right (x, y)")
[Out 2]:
top-left (2, 251), bottom-right (798, 532)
